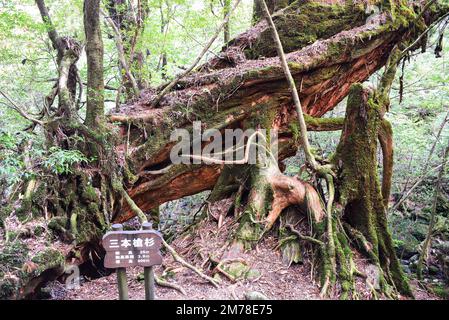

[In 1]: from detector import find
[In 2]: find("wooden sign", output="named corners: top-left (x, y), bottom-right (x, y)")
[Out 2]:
top-left (103, 228), bottom-right (163, 269)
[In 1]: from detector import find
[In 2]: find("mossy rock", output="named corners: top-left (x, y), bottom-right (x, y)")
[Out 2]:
top-left (0, 276), bottom-right (21, 300)
top-left (246, 268), bottom-right (261, 281)
top-left (0, 241), bottom-right (29, 269)
top-left (48, 216), bottom-right (68, 232)
top-left (0, 241), bottom-right (29, 299)
top-left (31, 248), bottom-right (65, 274)
top-left (245, 291), bottom-right (268, 300)
top-left (224, 262), bottom-right (250, 280)
top-left (434, 216), bottom-right (449, 239)
top-left (223, 262), bottom-right (260, 281)
top-left (393, 237), bottom-right (419, 260)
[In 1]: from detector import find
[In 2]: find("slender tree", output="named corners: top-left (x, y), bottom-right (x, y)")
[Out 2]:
top-left (84, 0), bottom-right (105, 129)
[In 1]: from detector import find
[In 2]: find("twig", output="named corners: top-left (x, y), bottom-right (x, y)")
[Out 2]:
top-left (285, 224), bottom-right (324, 246)
top-left (401, 12), bottom-right (449, 57)
top-left (0, 90), bottom-right (44, 126)
top-left (162, 239), bottom-right (220, 288)
top-left (260, 0), bottom-right (319, 170)
top-left (151, 0), bottom-right (243, 107)
top-left (392, 110), bottom-right (449, 211)
top-left (115, 183), bottom-right (148, 223)
top-left (154, 276), bottom-right (186, 295)
top-left (416, 141), bottom-right (449, 279)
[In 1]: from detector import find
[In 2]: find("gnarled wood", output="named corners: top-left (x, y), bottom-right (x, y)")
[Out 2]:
top-left (110, 1), bottom-right (448, 222)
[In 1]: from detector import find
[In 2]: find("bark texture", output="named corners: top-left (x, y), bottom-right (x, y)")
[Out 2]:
top-left (333, 84), bottom-right (411, 296)
top-left (110, 0), bottom-right (448, 222)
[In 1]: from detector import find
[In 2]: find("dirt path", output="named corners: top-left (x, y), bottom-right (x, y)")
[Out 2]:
top-left (56, 235), bottom-right (322, 300)
top-left (46, 218), bottom-right (440, 300)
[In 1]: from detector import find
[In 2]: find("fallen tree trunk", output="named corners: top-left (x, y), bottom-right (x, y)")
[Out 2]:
top-left (111, 0), bottom-right (448, 222)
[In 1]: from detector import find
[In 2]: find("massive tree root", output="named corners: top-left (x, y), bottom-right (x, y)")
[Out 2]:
top-left (195, 83), bottom-right (412, 299)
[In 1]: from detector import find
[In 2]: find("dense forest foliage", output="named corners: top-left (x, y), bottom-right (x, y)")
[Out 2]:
top-left (0, 0), bottom-right (448, 300)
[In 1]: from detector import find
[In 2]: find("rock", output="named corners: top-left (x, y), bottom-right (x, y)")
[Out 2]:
top-left (435, 241), bottom-right (449, 255)
top-left (395, 239), bottom-right (419, 260)
top-left (409, 254), bottom-right (419, 263)
top-left (0, 246), bottom-right (65, 300)
top-left (223, 262), bottom-right (251, 281)
top-left (401, 265), bottom-right (411, 274)
top-left (0, 241), bottom-right (29, 299)
top-left (434, 216), bottom-right (449, 237)
top-left (245, 291), bottom-right (268, 300)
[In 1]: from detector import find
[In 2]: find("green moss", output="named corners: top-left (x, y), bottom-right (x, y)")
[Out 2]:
top-left (15, 198), bottom-right (32, 222)
top-left (31, 248), bottom-right (65, 275)
top-left (246, 0), bottom-right (368, 59)
top-left (333, 83), bottom-right (412, 296)
top-left (82, 184), bottom-right (98, 203)
top-left (48, 216), bottom-right (68, 232)
top-left (223, 262), bottom-right (251, 280)
top-left (0, 276), bottom-right (20, 300)
top-left (432, 285), bottom-right (449, 299)
top-left (289, 122), bottom-right (300, 142)
top-left (0, 241), bottom-right (29, 270)
top-left (33, 225), bottom-right (45, 237)
top-left (0, 204), bottom-right (12, 229)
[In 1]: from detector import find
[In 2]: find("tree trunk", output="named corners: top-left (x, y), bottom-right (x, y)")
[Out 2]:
top-left (111, 1), bottom-right (448, 222)
top-left (84, 0), bottom-right (105, 129)
top-left (333, 84), bottom-right (412, 296)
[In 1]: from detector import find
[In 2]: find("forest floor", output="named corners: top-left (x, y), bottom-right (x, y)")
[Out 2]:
top-left (42, 218), bottom-right (441, 300)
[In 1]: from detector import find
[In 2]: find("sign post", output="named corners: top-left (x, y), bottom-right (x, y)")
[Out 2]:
top-left (112, 224), bottom-right (129, 300)
top-left (103, 223), bottom-right (163, 300)
top-left (142, 222), bottom-right (155, 300)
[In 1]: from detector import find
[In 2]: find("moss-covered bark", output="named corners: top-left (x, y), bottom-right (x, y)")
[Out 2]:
top-left (333, 84), bottom-right (412, 296)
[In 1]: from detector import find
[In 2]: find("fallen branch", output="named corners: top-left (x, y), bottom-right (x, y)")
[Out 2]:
top-left (0, 90), bottom-right (44, 126)
top-left (285, 224), bottom-right (324, 246)
top-left (162, 239), bottom-right (220, 288)
top-left (154, 276), bottom-right (187, 295)
top-left (260, 0), bottom-right (318, 170)
top-left (116, 183), bottom-right (148, 223)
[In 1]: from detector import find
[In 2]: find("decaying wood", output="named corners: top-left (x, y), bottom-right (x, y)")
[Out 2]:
top-left (109, 0), bottom-right (449, 222)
